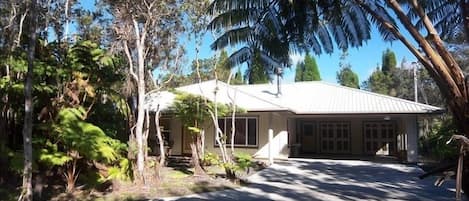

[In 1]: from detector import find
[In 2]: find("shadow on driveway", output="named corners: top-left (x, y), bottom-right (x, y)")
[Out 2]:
top-left (158, 159), bottom-right (461, 201)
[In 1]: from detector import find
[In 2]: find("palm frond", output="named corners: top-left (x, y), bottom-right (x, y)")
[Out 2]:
top-left (228, 46), bottom-right (252, 67)
top-left (210, 26), bottom-right (252, 51)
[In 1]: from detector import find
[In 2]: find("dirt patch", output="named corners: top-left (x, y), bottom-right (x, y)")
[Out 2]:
top-left (101, 165), bottom-right (241, 200)
top-left (46, 163), bottom-right (266, 201)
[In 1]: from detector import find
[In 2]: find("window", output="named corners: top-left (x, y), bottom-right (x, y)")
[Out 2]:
top-left (216, 117), bottom-right (258, 146)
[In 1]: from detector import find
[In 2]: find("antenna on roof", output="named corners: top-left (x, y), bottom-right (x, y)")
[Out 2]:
top-left (275, 67), bottom-right (283, 97)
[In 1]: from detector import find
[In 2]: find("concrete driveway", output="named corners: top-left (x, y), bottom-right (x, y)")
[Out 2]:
top-left (160, 158), bottom-right (460, 201)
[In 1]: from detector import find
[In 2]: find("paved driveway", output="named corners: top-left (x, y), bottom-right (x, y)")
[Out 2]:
top-left (160, 158), bottom-right (460, 201)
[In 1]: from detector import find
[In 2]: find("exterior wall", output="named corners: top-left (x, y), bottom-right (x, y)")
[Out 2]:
top-left (197, 111), bottom-right (291, 159)
top-left (157, 112), bottom-right (419, 163)
top-left (289, 114), bottom-right (410, 158)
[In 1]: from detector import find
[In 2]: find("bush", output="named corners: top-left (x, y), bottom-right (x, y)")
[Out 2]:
top-left (421, 117), bottom-right (458, 161)
top-left (202, 152), bottom-right (220, 166)
top-left (233, 152), bottom-right (253, 172)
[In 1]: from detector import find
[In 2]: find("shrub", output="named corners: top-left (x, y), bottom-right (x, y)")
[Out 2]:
top-left (202, 152), bottom-right (220, 166)
top-left (233, 152), bottom-right (253, 172)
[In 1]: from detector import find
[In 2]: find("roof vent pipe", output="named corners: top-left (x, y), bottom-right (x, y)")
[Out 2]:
top-left (275, 67), bottom-right (283, 97)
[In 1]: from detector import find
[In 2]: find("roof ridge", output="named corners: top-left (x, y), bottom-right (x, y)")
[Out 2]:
top-left (182, 79), bottom-right (289, 111)
top-left (317, 82), bottom-right (442, 110)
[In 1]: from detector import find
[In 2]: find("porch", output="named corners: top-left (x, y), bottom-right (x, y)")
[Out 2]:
top-left (287, 114), bottom-right (419, 163)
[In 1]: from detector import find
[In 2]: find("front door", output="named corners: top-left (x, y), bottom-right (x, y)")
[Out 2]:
top-left (182, 128), bottom-right (192, 155)
top-left (300, 122), bottom-right (316, 153)
top-left (319, 122), bottom-right (351, 154)
top-left (364, 121), bottom-right (396, 155)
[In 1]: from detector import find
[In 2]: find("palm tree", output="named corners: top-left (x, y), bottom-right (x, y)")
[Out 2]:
top-left (207, 0), bottom-right (373, 69)
top-left (208, 0), bottom-right (469, 199)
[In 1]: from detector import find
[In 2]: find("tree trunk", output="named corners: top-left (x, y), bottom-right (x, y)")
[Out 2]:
top-left (20, 0), bottom-right (37, 200)
top-left (135, 34), bottom-right (146, 183)
top-left (154, 111), bottom-right (165, 166)
top-left (190, 138), bottom-right (205, 177)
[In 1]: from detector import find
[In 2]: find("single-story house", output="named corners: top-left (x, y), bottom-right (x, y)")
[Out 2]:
top-left (145, 79), bottom-right (443, 163)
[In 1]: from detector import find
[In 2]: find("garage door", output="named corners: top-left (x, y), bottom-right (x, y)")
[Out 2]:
top-left (364, 121), bottom-right (396, 155)
top-left (319, 122), bottom-right (351, 154)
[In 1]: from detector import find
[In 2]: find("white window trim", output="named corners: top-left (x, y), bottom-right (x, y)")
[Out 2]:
top-left (216, 117), bottom-right (258, 147)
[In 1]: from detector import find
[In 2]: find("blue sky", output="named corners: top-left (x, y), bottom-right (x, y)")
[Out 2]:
top-left (184, 27), bottom-right (417, 84)
top-left (77, 0), bottom-right (417, 84)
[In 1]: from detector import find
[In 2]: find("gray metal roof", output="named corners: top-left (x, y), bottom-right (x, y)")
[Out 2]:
top-left (145, 80), bottom-right (443, 114)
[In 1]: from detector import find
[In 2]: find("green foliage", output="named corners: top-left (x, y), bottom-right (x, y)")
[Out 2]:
top-left (337, 67), bottom-right (360, 89)
top-left (172, 91), bottom-right (235, 132)
top-left (301, 53), bottom-right (321, 81)
top-left (422, 118), bottom-right (458, 160)
top-left (294, 62), bottom-right (304, 82)
top-left (202, 152), bottom-right (220, 166)
top-left (38, 140), bottom-right (72, 166)
top-left (232, 67), bottom-right (244, 85)
top-left (362, 68), bottom-right (392, 95)
top-left (107, 158), bottom-right (133, 181)
top-left (247, 49), bottom-right (270, 84)
top-left (172, 92), bottom-right (212, 131)
top-left (51, 107), bottom-right (125, 163)
top-left (382, 49), bottom-right (397, 74)
top-left (6, 150), bottom-right (25, 174)
top-left (233, 152), bottom-right (253, 172)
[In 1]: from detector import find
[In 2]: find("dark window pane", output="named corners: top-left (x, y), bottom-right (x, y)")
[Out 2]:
top-left (248, 119), bottom-right (257, 145)
top-left (343, 142), bottom-right (348, 151)
top-left (322, 141), bottom-right (327, 150)
top-left (329, 141), bottom-right (334, 150)
top-left (366, 142), bottom-right (371, 151)
top-left (337, 129), bottom-right (342, 138)
top-left (304, 124), bottom-right (314, 136)
top-left (234, 119), bottom-right (246, 145)
top-left (381, 129), bottom-right (387, 139)
top-left (337, 141), bottom-right (342, 150)
top-left (218, 119), bottom-right (225, 134)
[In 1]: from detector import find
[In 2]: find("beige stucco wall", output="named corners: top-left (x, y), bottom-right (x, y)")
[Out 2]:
top-left (289, 115), bottom-right (409, 156)
top-left (163, 111), bottom-right (291, 159)
top-left (160, 112), bottom-right (418, 162)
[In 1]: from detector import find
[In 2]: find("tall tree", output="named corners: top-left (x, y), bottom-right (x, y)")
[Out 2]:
top-left (20, 0), bottom-right (37, 200)
top-left (382, 48), bottom-right (397, 74)
top-left (247, 49), bottom-right (270, 84)
top-left (209, 1), bottom-right (469, 196)
top-left (363, 67), bottom-right (392, 95)
top-left (337, 50), bottom-right (359, 88)
top-left (294, 61), bottom-right (304, 82)
top-left (303, 53), bottom-right (321, 81)
top-left (295, 53), bottom-right (321, 82)
top-left (107, 0), bottom-right (185, 182)
top-left (337, 67), bottom-right (360, 89)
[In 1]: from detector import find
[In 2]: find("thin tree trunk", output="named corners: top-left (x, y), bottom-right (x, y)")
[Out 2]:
top-left (154, 111), bottom-right (165, 166)
top-left (19, 0), bottom-right (37, 200)
top-left (134, 22), bottom-right (146, 183)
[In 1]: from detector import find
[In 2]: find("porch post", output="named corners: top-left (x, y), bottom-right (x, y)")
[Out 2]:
top-left (268, 129), bottom-right (274, 165)
top-left (268, 113), bottom-right (274, 165)
top-left (405, 116), bottom-right (418, 163)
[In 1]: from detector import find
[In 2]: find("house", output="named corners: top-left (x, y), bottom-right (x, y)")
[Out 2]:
top-left (145, 80), bottom-right (443, 163)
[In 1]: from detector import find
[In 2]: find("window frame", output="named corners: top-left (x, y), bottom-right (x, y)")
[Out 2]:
top-left (215, 116), bottom-right (259, 148)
